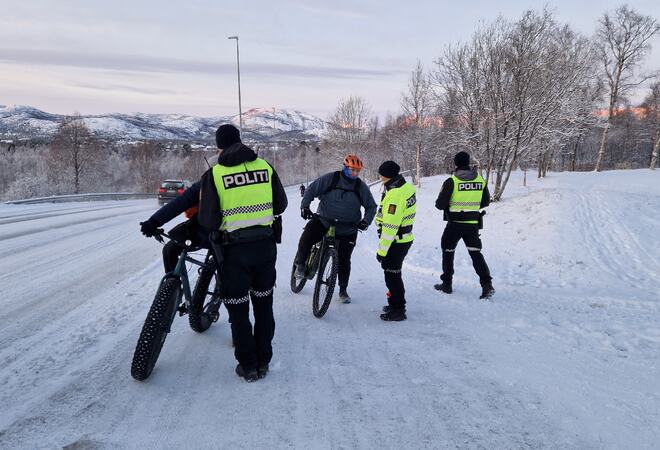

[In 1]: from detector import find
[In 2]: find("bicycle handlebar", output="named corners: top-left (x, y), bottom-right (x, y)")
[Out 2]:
top-left (311, 213), bottom-right (360, 226)
top-left (153, 228), bottom-right (196, 250)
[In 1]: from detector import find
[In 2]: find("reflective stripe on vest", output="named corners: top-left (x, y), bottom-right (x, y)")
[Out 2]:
top-left (212, 159), bottom-right (274, 232)
top-left (449, 175), bottom-right (485, 224)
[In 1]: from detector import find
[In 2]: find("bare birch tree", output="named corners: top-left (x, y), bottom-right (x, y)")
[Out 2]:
top-left (401, 60), bottom-right (437, 186)
top-left (594, 5), bottom-right (659, 171)
top-left (640, 81), bottom-right (660, 169)
top-left (48, 114), bottom-right (101, 194)
top-left (432, 9), bottom-right (594, 200)
top-left (325, 96), bottom-right (373, 151)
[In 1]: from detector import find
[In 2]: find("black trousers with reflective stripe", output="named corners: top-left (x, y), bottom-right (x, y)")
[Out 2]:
top-left (295, 218), bottom-right (357, 289)
top-left (381, 241), bottom-right (412, 310)
top-left (440, 222), bottom-right (492, 286)
top-left (220, 238), bottom-right (277, 370)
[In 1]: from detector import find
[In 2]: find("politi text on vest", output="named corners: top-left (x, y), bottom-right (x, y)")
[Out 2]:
top-left (457, 182), bottom-right (483, 191)
top-left (222, 170), bottom-right (270, 189)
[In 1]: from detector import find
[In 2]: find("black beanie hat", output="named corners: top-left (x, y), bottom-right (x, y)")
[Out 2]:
top-left (215, 124), bottom-right (241, 149)
top-left (378, 160), bottom-right (400, 178)
top-left (454, 151), bottom-right (470, 168)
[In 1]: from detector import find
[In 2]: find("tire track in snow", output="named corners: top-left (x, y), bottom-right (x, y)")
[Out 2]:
top-left (574, 191), bottom-right (659, 286)
top-left (0, 204), bottom-right (149, 241)
top-left (0, 202), bottom-right (142, 225)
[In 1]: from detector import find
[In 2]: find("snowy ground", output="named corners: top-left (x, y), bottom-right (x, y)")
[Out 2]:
top-left (0, 170), bottom-right (658, 449)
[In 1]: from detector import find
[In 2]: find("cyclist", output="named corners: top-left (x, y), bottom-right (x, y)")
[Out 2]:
top-left (294, 154), bottom-right (377, 303)
top-left (197, 124), bottom-right (288, 382)
top-left (375, 161), bottom-right (416, 321)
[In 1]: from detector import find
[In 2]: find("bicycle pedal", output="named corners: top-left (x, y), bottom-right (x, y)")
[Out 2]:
top-left (177, 305), bottom-right (188, 316)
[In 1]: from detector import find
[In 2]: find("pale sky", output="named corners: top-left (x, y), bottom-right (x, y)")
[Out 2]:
top-left (0, 0), bottom-right (658, 119)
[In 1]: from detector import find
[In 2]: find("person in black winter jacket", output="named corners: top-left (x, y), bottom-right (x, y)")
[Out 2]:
top-left (434, 151), bottom-right (494, 299)
top-left (140, 181), bottom-right (210, 272)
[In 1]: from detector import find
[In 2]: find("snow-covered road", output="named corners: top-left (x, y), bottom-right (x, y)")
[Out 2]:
top-left (0, 170), bottom-right (658, 449)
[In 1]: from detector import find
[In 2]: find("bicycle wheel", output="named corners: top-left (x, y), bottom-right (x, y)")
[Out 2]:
top-left (131, 277), bottom-right (181, 380)
top-left (312, 247), bottom-right (338, 318)
top-left (189, 258), bottom-right (217, 333)
top-left (290, 254), bottom-right (307, 293)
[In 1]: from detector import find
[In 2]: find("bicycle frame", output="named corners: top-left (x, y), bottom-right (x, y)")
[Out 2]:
top-left (306, 224), bottom-right (336, 279)
top-left (157, 232), bottom-right (216, 316)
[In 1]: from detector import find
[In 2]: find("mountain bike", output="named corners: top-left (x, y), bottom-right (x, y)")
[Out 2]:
top-left (131, 230), bottom-right (222, 381)
top-left (290, 214), bottom-right (355, 318)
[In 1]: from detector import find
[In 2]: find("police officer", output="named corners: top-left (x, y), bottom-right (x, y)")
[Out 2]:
top-left (434, 151), bottom-right (494, 299)
top-left (197, 124), bottom-right (288, 382)
top-left (375, 161), bottom-right (416, 321)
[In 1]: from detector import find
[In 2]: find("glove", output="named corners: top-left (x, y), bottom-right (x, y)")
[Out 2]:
top-left (140, 219), bottom-right (159, 238)
top-left (376, 253), bottom-right (384, 263)
top-left (301, 207), bottom-right (313, 220)
top-left (357, 220), bottom-right (368, 231)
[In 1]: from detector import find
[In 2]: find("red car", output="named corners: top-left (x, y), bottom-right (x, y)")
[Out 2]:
top-left (157, 179), bottom-right (190, 206)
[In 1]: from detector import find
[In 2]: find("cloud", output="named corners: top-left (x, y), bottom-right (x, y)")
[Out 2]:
top-left (70, 82), bottom-right (178, 96)
top-left (0, 48), bottom-right (403, 80)
top-left (283, 0), bottom-right (371, 18)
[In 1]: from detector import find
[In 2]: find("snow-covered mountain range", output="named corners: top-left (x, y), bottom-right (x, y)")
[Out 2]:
top-left (0, 105), bottom-right (327, 143)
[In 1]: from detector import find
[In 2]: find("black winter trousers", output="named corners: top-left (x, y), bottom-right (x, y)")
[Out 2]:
top-left (295, 218), bottom-right (357, 289)
top-left (381, 241), bottom-right (412, 310)
top-left (163, 241), bottom-right (185, 273)
top-left (219, 238), bottom-right (277, 371)
top-left (440, 222), bottom-right (492, 286)
top-left (162, 219), bottom-right (202, 273)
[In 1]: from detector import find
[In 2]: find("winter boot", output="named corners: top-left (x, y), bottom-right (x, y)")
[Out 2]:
top-left (434, 282), bottom-right (452, 294)
top-left (257, 363), bottom-right (269, 379)
top-left (235, 364), bottom-right (258, 382)
top-left (479, 283), bottom-right (495, 300)
top-left (380, 308), bottom-right (407, 322)
top-left (339, 287), bottom-right (351, 304)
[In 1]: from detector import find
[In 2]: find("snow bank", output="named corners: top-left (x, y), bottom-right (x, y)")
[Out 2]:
top-left (0, 170), bottom-right (658, 449)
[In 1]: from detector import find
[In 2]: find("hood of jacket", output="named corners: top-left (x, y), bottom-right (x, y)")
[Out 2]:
top-left (454, 168), bottom-right (479, 181)
top-left (217, 142), bottom-right (258, 167)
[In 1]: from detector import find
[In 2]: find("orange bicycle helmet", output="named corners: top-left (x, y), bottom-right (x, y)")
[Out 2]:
top-left (343, 154), bottom-right (364, 170)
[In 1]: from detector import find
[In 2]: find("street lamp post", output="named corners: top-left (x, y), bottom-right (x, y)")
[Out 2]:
top-left (227, 36), bottom-right (243, 132)
top-left (300, 140), bottom-right (308, 186)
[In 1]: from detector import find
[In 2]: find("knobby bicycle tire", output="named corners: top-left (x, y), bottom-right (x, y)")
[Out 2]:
top-left (290, 258), bottom-right (307, 293)
top-left (189, 259), bottom-right (216, 333)
top-left (312, 247), bottom-right (338, 318)
top-left (131, 277), bottom-right (181, 380)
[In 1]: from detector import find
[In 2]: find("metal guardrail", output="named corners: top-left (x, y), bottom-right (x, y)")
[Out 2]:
top-left (6, 170), bottom-right (419, 205)
top-left (6, 193), bottom-right (157, 205)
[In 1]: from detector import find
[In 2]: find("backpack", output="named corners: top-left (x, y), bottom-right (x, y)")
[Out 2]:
top-left (322, 171), bottom-right (362, 200)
